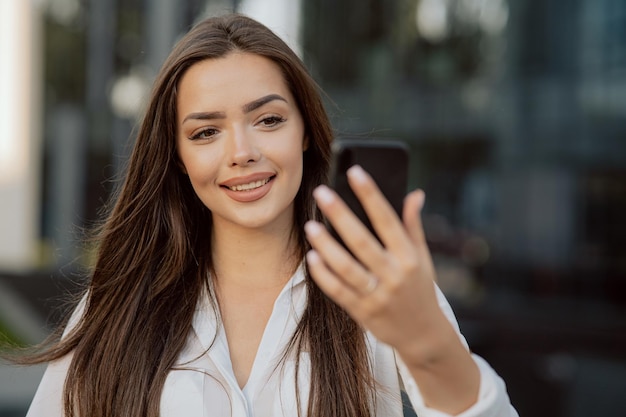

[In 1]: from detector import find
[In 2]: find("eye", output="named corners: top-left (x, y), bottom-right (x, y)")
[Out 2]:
top-left (189, 127), bottom-right (219, 140)
top-left (258, 115), bottom-right (286, 128)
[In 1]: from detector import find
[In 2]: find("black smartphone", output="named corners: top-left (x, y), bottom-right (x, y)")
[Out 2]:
top-left (328, 138), bottom-right (410, 246)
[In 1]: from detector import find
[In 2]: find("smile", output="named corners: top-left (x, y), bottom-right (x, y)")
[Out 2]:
top-left (227, 177), bottom-right (271, 191)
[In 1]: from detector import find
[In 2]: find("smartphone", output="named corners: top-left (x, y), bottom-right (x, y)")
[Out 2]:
top-left (328, 138), bottom-right (410, 246)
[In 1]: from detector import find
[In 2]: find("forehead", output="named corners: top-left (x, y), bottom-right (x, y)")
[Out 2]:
top-left (176, 52), bottom-right (292, 112)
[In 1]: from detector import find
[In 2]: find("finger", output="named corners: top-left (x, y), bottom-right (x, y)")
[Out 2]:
top-left (305, 249), bottom-right (362, 308)
top-left (305, 220), bottom-right (380, 296)
top-left (312, 185), bottom-right (389, 271)
top-left (402, 189), bottom-right (427, 247)
top-left (346, 165), bottom-right (414, 255)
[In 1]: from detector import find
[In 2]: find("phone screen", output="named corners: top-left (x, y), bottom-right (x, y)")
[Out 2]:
top-left (328, 139), bottom-right (409, 245)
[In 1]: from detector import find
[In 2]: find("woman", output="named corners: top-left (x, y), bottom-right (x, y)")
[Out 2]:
top-left (24, 14), bottom-right (517, 417)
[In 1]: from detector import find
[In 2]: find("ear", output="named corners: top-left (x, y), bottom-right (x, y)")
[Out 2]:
top-left (303, 135), bottom-right (310, 151)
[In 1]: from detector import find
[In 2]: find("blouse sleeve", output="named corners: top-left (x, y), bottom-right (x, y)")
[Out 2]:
top-left (396, 285), bottom-right (519, 417)
top-left (25, 295), bottom-right (87, 417)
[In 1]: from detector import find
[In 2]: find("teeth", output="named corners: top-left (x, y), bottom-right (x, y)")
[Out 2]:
top-left (229, 178), bottom-right (270, 191)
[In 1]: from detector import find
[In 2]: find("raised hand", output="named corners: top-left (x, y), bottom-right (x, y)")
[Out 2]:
top-left (304, 165), bottom-right (480, 413)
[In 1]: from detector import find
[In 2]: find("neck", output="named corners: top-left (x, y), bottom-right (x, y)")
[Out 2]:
top-left (210, 219), bottom-right (301, 293)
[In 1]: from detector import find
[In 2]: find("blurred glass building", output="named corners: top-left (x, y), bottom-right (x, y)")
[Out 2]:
top-left (1, 0), bottom-right (625, 416)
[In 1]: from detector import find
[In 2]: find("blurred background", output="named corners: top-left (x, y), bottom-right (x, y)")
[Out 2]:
top-left (1, 0), bottom-right (625, 416)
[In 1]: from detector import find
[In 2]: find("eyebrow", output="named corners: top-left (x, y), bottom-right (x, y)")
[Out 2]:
top-left (182, 94), bottom-right (288, 124)
top-left (182, 111), bottom-right (226, 123)
top-left (242, 94), bottom-right (288, 114)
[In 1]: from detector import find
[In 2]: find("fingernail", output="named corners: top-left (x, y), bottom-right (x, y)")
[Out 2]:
top-left (304, 220), bottom-right (323, 236)
top-left (417, 190), bottom-right (426, 210)
top-left (313, 185), bottom-right (334, 205)
top-left (306, 249), bottom-right (320, 263)
top-left (347, 165), bottom-right (368, 183)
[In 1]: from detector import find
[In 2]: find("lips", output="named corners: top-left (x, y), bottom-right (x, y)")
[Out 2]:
top-left (226, 177), bottom-right (271, 191)
top-left (220, 173), bottom-right (275, 202)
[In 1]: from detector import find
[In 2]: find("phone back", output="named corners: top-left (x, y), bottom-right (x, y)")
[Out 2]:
top-left (329, 139), bottom-right (409, 243)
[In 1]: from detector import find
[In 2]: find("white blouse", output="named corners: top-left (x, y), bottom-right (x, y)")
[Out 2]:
top-left (26, 263), bottom-right (518, 417)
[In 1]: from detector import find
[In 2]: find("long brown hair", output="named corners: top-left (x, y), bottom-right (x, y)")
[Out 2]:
top-left (19, 14), bottom-right (374, 417)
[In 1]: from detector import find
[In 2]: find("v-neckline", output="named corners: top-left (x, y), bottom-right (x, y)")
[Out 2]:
top-left (194, 263), bottom-right (307, 398)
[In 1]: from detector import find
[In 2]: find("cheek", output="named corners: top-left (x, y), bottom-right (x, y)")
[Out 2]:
top-left (276, 138), bottom-right (304, 171)
top-left (282, 144), bottom-right (305, 189)
top-left (179, 149), bottom-right (220, 187)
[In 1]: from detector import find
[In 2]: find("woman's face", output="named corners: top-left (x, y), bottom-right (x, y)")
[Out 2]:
top-left (176, 52), bottom-right (307, 233)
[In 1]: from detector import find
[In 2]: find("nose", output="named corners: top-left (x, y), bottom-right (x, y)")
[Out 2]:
top-left (228, 126), bottom-right (261, 167)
